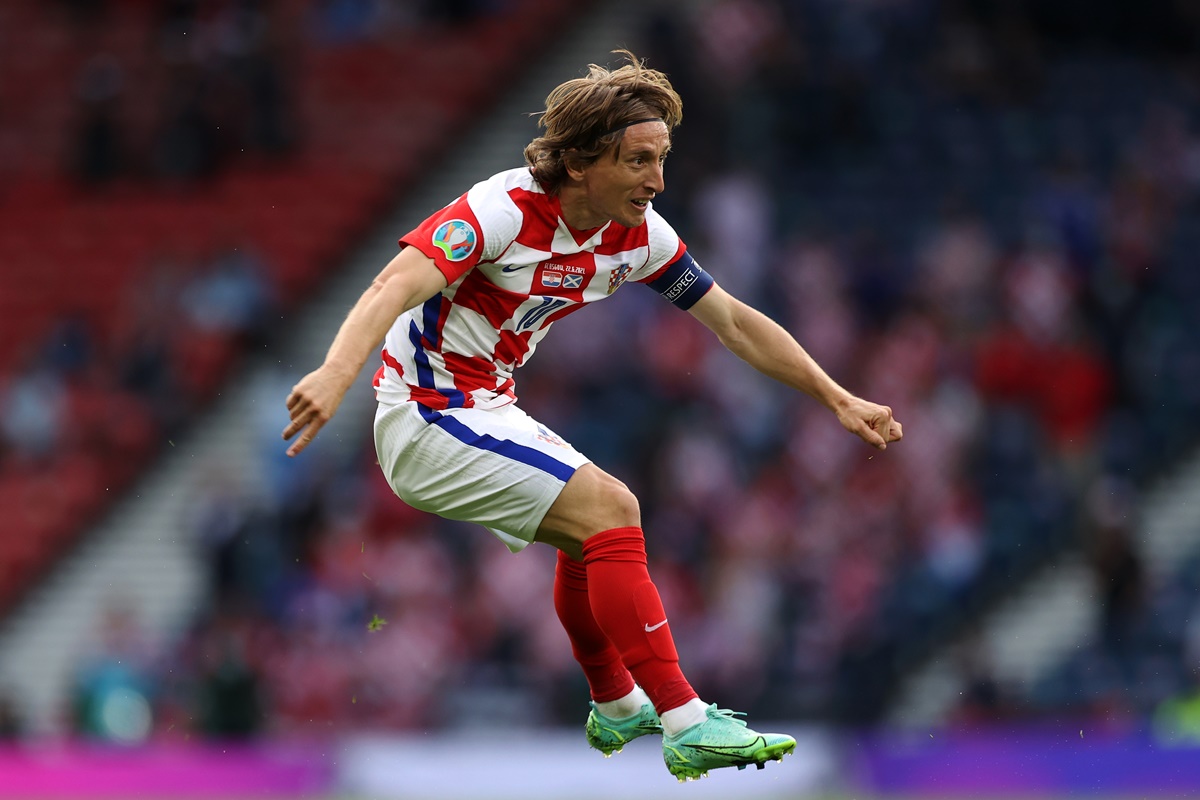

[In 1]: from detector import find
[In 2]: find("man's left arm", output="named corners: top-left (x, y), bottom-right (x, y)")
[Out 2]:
top-left (688, 284), bottom-right (903, 450)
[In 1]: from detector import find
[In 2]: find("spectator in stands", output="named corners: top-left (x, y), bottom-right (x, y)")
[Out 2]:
top-left (310, 0), bottom-right (377, 43)
top-left (180, 241), bottom-right (274, 343)
top-left (950, 638), bottom-right (1011, 725)
top-left (1087, 477), bottom-right (1146, 658)
top-left (0, 362), bottom-right (67, 462)
top-left (153, 66), bottom-right (221, 183)
top-left (41, 313), bottom-right (95, 377)
top-left (0, 689), bottom-right (24, 740)
top-left (195, 618), bottom-right (265, 739)
top-left (70, 54), bottom-right (126, 186)
top-left (57, 0), bottom-right (107, 28)
top-left (212, 0), bottom-right (296, 159)
top-left (71, 603), bottom-right (156, 744)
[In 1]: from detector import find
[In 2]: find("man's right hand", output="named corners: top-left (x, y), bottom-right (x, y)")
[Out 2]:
top-left (283, 366), bottom-right (353, 457)
top-left (834, 396), bottom-right (903, 451)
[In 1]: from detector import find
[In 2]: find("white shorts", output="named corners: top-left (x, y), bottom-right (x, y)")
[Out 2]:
top-left (373, 399), bottom-right (591, 552)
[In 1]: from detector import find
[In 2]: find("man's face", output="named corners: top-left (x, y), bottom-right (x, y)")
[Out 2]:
top-left (575, 120), bottom-right (670, 229)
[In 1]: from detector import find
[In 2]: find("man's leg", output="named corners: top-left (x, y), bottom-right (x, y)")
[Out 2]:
top-left (553, 549), bottom-right (661, 755)
top-left (537, 465), bottom-right (795, 780)
top-left (537, 465), bottom-right (702, 722)
top-left (553, 550), bottom-right (635, 703)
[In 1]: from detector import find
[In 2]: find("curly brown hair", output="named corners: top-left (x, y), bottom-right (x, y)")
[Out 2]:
top-left (524, 50), bottom-right (683, 194)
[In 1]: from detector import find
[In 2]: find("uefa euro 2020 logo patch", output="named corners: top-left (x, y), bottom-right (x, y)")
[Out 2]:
top-left (432, 219), bottom-right (477, 262)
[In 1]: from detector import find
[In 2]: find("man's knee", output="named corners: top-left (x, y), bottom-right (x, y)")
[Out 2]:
top-left (537, 465), bottom-right (641, 547)
top-left (598, 478), bottom-right (640, 532)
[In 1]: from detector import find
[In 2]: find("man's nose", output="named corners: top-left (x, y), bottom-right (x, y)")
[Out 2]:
top-left (647, 162), bottom-right (665, 193)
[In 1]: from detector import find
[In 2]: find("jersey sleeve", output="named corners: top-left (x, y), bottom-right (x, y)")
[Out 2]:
top-left (399, 175), bottom-right (521, 284)
top-left (400, 194), bottom-right (485, 284)
top-left (634, 207), bottom-right (714, 310)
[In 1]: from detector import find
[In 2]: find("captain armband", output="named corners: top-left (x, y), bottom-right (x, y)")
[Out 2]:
top-left (646, 251), bottom-right (714, 310)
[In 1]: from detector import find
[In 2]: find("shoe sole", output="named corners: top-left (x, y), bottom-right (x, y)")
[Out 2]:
top-left (666, 738), bottom-right (796, 781)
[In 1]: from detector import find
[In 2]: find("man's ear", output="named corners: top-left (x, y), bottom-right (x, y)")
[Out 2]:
top-left (563, 151), bottom-right (587, 182)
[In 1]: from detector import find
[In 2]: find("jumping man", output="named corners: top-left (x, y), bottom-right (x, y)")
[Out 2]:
top-left (283, 51), bottom-right (902, 781)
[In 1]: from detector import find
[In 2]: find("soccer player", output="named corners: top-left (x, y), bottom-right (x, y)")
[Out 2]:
top-left (283, 51), bottom-right (902, 781)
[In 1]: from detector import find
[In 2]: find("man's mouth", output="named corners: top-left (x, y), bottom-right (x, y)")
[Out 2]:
top-left (631, 199), bottom-right (650, 209)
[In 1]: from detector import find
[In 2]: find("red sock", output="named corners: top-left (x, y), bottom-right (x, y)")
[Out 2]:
top-left (553, 550), bottom-right (635, 703)
top-left (580, 526), bottom-right (698, 713)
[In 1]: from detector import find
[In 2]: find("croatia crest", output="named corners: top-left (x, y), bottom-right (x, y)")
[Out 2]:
top-left (607, 263), bottom-right (633, 294)
top-left (432, 219), bottom-right (477, 262)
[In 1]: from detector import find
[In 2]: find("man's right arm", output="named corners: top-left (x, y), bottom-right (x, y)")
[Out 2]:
top-left (282, 247), bottom-right (447, 457)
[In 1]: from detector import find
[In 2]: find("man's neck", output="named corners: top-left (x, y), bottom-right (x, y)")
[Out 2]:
top-left (556, 185), bottom-right (606, 232)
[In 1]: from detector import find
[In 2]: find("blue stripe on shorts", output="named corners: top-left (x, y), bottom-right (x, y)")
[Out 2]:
top-left (416, 404), bottom-right (576, 483)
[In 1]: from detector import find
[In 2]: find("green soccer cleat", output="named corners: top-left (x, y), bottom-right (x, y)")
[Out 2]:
top-left (661, 705), bottom-right (796, 781)
top-left (585, 701), bottom-right (663, 757)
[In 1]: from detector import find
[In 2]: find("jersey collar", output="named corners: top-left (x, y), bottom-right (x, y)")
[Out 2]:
top-left (550, 194), bottom-right (611, 249)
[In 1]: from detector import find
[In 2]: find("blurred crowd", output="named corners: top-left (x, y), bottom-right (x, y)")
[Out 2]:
top-left (1, 239), bottom-right (274, 456)
top-left (6, 0), bottom-right (1200, 742)
top-left (64, 0), bottom-right (499, 188)
top-left (0, 237), bottom-right (275, 614)
top-left (64, 0), bottom-right (297, 187)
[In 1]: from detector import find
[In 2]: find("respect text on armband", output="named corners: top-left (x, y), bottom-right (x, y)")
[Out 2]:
top-left (663, 270), bottom-right (697, 302)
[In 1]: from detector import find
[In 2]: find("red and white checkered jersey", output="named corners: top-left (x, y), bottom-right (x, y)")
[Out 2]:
top-left (373, 167), bottom-right (713, 410)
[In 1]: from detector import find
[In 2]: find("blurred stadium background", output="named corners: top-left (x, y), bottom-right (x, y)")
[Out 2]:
top-left (1, 0), bottom-right (1200, 797)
